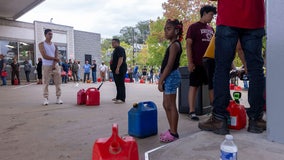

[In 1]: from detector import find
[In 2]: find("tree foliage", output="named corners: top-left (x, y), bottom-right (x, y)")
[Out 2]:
top-left (119, 20), bottom-right (150, 45)
top-left (145, 18), bottom-right (168, 67)
top-left (100, 38), bottom-right (134, 67)
top-left (101, 38), bottom-right (112, 64)
top-left (101, 0), bottom-right (219, 69)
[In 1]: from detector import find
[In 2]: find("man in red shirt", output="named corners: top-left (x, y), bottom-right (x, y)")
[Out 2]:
top-left (199, 0), bottom-right (266, 135)
top-left (186, 5), bottom-right (217, 121)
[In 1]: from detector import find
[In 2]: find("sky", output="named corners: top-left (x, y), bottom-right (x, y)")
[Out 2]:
top-left (18, 0), bottom-right (167, 39)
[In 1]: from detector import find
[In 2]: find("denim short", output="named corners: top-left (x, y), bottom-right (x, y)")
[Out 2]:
top-left (164, 70), bottom-right (181, 95)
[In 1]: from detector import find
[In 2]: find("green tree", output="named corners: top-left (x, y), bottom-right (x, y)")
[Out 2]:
top-left (143, 0), bottom-right (217, 67)
top-left (145, 18), bottom-right (168, 67)
top-left (101, 38), bottom-right (113, 65)
top-left (119, 20), bottom-right (150, 46)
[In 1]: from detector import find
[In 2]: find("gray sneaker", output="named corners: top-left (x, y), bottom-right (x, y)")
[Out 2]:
top-left (114, 100), bottom-right (125, 104)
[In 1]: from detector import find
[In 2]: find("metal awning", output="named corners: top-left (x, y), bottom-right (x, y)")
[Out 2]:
top-left (0, 0), bottom-right (45, 20)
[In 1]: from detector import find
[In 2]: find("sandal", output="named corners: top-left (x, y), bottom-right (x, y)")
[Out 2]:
top-left (159, 130), bottom-right (170, 137)
top-left (160, 130), bottom-right (178, 143)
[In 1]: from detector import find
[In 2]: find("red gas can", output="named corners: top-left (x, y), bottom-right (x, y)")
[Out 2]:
top-left (227, 100), bottom-right (247, 130)
top-left (93, 124), bottom-right (139, 160)
top-left (14, 79), bottom-right (19, 85)
top-left (229, 83), bottom-right (235, 90)
top-left (124, 78), bottom-right (130, 83)
top-left (86, 87), bottom-right (100, 106)
top-left (139, 79), bottom-right (145, 84)
top-left (77, 89), bottom-right (86, 105)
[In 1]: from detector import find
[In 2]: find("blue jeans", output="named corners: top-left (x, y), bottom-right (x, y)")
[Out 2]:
top-left (62, 75), bottom-right (68, 83)
top-left (164, 70), bottom-right (181, 95)
top-left (1, 76), bottom-right (6, 85)
top-left (213, 25), bottom-right (265, 120)
top-left (133, 72), bottom-right (138, 82)
top-left (92, 71), bottom-right (97, 83)
top-left (84, 73), bottom-right (90, 83)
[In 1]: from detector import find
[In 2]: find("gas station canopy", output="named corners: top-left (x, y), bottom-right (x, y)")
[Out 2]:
top-left (0, 0), bottom-right (44, 20)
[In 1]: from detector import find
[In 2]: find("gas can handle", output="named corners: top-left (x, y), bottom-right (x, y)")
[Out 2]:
top-left (109, 123), bottom-right (121, 154)
top-left (142, 101), bottom-right (156, 108)
top-left (112, 123), bottom-right (118, 136)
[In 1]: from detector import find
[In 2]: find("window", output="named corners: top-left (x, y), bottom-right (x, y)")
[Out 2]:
top-left (19, 42), bottom-right (34, 65)
top-left (0, 40), bottom-right (18, 65)
top-left (57, 46), bottom-right (67, 62)
top-left (0, 40), bottom-right (35, 65)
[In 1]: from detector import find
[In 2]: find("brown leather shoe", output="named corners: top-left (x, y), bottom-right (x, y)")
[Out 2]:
top-left (198, 116), bottom-right (229, 135)
top-left (256, 119), bottom-right (266, 130)
top-left (248, 119), bottom-right (265, 133)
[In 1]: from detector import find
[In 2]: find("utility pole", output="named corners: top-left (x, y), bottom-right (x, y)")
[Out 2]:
top-left (132, 27), bottom-right (135, 66)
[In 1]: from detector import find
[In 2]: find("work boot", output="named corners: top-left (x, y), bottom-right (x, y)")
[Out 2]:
top-left (247, 119), bottom-right (265, 134)
top-left (198, 116), bottom-right (229, 135)
top-left (256, 118), bottom-right (266, 130)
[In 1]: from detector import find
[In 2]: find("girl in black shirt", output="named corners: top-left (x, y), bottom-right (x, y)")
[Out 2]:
top-left (158, 19), bottom-right (183, 143)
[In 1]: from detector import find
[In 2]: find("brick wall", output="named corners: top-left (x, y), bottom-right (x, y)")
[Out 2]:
top-left (74, 30), bottom-right (101, 79)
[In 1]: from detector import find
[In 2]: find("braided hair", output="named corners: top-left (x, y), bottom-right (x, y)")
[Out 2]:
top-left (166, 19), bottom-right (183, 42)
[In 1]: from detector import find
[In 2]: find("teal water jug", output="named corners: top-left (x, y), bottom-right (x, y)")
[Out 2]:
top-left (128, 101), bottom-right (158, 138)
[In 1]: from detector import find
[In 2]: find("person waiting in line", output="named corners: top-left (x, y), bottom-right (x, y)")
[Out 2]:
top-left (99, 61), bottom-right (108, 82)
top-left (0, 54), bottom-right (7, 86)
top-left (133, 63), bottom-right (139, 82)
top-left (83, 60), bottom-right (91, 83)
top-left (203, 35), bottom-right (247, 107)
top-left (11, 58), bottom-right (21, 85)
top-left (68, 59), bottom-right (73, 81)
top-left (186, 5), bottom-right (217, 121)
top-left (77, 61), bottom-right (81, 81)
top-left (158, 19), bottom-right (183, 143)
top-left (24, 59), bottom-right (32, 84)
top-left (141, 66), bottom-right (147, 81)
top-left (38, 28), bottom-right (63, 105)
top-left (110, 38), bottom-right (127, 104)
top-left (127, 65), bottom-right (133, 82)
top-left (61, 59), bottom-right (69, 83)
top-left (91, 60), bottom-right (97, 83)
top-left (199, 0), bottom-right (266, 135)
top-left (36, 57), bottom-right (43, 84)
top-left (71, 59), bottom-right (79, 83)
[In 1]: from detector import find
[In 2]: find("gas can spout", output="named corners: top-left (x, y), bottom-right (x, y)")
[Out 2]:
top-left (109, 124), bottom-right (122, 154)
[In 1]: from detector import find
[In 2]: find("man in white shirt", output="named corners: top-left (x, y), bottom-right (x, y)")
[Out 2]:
top-left (99, 61), bottom-right (108, 82)
top-left (38, 29), bottom-right (63, 105)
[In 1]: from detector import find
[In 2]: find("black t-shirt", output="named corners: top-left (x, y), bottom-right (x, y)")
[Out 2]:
top-left (161, 40), bottom-right (182, 73)
top-left (92, 63), bottom-right (97, 72)
top-left (110, 46), bottom-right (127, 74)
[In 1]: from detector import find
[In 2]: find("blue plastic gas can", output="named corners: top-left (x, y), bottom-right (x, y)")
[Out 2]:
top-left (128, 101), bottom-right (158, 138)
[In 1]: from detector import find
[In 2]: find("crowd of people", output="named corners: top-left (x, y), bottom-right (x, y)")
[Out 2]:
top-left (0, 0), bottom-right (266, 145)
top-left (159, 0), bottom-right (266, 143)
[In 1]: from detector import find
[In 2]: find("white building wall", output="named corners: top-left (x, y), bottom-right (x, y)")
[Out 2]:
top-left (0, 18), bottom-right (101, 81)
top-left (0, 19), bottom-right (34, 42)
top-left (34, 21), bottom-right (74, 62)
top-left (266, 0), bottom-right (284, 144)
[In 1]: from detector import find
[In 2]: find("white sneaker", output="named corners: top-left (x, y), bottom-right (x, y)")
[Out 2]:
top-left (43, 98), bottom-right (49, 105)
top-left (56, 97), bottom-right (63, 104)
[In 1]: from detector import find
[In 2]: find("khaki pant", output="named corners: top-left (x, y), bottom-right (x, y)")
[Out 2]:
top-left (42, 65), bottom-right (61, 98)
top-left (100, 71), bottom-right (106, 81)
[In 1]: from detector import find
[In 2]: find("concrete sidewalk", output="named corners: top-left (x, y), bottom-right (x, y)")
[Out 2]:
top-left (0, 81), bottom-right (283, 160)
top-left (147, 127), bottom-right (284, 160)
